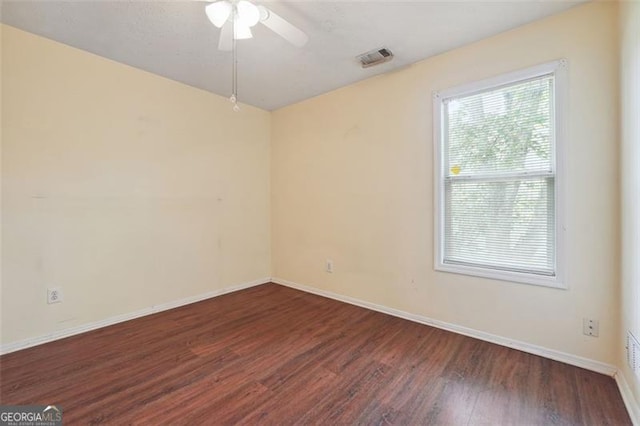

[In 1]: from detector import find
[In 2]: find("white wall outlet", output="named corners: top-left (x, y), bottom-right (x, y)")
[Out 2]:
top-left (326, 259), bottom-right (334, 273)
top-left (47, 287), bottom-right (63, 304)
top-left (583, 318), bottom-right (599, 337)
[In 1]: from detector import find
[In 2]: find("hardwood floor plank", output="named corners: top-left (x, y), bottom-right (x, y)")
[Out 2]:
top-left (234, 367), bottom-right (338, 425)
top-left (0, 283), bottom-right (631, 425)
top-left (574, 367), bottom-right (631, 425)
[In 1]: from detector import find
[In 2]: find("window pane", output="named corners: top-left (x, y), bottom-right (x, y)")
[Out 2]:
top-left (444, 177), bottom-right (555, 275)
top-left (445, 75), bottom-right (553, 177)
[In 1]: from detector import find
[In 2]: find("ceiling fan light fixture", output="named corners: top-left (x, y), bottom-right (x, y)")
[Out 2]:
top-left (233, 22), bottom-right (253, 40)
top-left (236, 1), bottom-right (260, 28)
top-left (204, 0), bottom-right (309, 111)
top-left (256, 5), bottom-right (270, 21)
top-left (205, 1), bottom-right (231, 28)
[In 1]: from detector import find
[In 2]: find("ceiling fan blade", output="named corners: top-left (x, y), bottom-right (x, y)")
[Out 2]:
top-left (218, 22), bottom-right (232, 51)
top-left (258, 5), bottom-right (308, 47)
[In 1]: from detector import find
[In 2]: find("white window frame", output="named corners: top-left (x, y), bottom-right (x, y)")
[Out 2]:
top-left (433, 59), bottom-right (567, 289)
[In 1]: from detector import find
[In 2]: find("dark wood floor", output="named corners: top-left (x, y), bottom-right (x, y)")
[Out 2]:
top-left (0, 283), bottom-right (630, 425)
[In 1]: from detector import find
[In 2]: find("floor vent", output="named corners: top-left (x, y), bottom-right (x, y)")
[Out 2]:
top-left (357, 47), bottom-right (394, 68)
top-left (627, 331), bottom-right (640, 377)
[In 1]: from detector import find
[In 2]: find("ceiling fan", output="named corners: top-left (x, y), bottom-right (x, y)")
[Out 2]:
top-left (205, 0), bottom-right (309, 51)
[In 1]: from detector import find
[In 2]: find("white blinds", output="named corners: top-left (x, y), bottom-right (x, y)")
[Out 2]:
top-left (442, 74), bottom-right (556, 276)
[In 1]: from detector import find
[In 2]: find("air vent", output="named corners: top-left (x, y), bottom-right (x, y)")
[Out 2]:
top-left (357, 47), bottom-right (394, 68)
top-left (628, 331), bottom-right (640, 378)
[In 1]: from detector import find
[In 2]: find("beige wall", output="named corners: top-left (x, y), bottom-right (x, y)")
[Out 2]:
top-left (620, 0), bottom-right (640, 413)
top-left (272, 2), bottom-right (620, 365)
top-left (1, 25), bottom-right (271, 345)
top-left (0, 22), bottom-right (4, 346)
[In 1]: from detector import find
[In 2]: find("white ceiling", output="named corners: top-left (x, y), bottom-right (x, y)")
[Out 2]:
top-left (1, 0), bottom-right (585, 110)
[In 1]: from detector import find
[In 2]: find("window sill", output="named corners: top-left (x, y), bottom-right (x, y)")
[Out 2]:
top-left (435, 262), bottom-right (566, 289)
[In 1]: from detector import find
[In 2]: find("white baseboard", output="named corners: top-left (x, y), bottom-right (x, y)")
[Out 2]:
top-left (0, 277), bottom-right (271, 355)
top-left (616, 371), bottom-right (640, 425)
top-left (272, 277), bottom-right (618, 376)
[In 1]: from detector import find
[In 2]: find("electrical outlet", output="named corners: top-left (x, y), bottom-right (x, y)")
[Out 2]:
top-left (47, 287), bottom-right (63, 304)
top-left (326, 259), bottom-right (334, 273)
top-left (583, 318), bottom-right (599, 337)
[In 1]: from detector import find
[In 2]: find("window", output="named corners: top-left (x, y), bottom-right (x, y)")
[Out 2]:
top-left (433, 60), bottom-right (566, 288)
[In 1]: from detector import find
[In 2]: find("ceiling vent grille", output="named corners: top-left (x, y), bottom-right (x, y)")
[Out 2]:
top-left (357, 48), bottom-right (394, 68)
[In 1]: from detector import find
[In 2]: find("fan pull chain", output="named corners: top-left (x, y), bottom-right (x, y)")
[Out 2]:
top-left (230, 5), bottom-right (240, 112)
